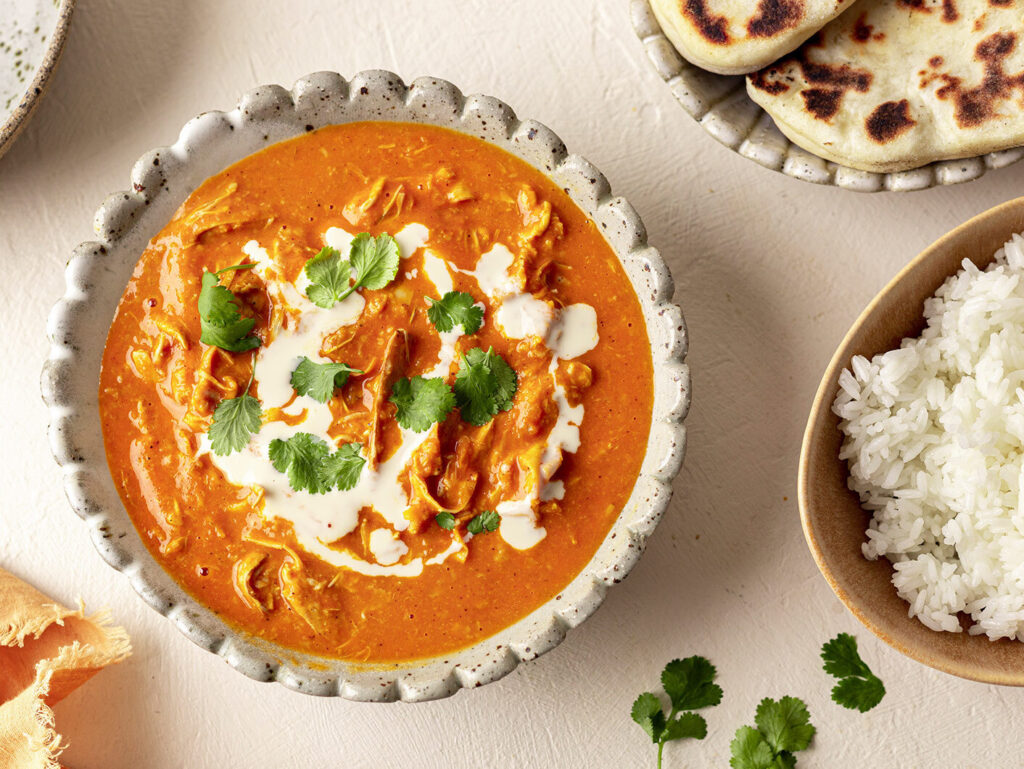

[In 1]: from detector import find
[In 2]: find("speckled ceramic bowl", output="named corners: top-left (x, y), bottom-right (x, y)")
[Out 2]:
top-left (41, 70), bottom-right (690, 701)
top-left (0, 0), bottom-right (75, 161)
top-left (630, 0), bottom-right (1024, 192)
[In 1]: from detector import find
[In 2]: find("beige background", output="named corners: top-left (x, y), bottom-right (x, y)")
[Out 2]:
top-left (1, 1), bottom-right (1020, 766)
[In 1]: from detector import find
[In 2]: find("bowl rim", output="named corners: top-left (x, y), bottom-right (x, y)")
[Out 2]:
top-left (629, 0), bottom-right (1024, 193)
top-left (798, 196), bottom-right (1024, 685)
top-left (0, 0), bottom-right (76, 160)
top-left (41, 69), bottom-right (691, 701)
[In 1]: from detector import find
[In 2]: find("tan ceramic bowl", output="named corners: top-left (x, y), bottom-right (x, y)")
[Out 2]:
top-left (799, 197), bottom-right (1024, 685)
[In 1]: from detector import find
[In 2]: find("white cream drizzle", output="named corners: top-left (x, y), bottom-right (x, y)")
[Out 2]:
top-left (202, 228), bottom-right (601, 567)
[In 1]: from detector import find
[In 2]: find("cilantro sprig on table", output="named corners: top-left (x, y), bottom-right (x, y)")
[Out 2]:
top-left (390, 376), bottom-right (456, 432)
top-left (631, 656), bottom-right (722, 769)
top-left (198, 264), bottom-right (261, 352)
top-left (268, 433), bottom-right (365, 494)
top-left (729, 697), bottom-right (815, 769)
top-left (304, 233), bottom-right (400, 308)
top-left (427, 291), bottom-right (484, 334)
top-left (821, 633), bottom-right (885, 712)
top-left (454, 347), bottom-right (518, 426)
top-left (290, 356), bottom-right (362, 403)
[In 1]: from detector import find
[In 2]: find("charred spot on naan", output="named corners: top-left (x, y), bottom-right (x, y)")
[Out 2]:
top-left (865, 100), bottom-right (917, 143)
top-left (851, 13), bottom-right (885, 42)
top-left (752, 51), bottom-right (872, 121)
top-left (897, 0), bottom-right (960, 19)
top-left (746, 0), bottom-right (805, 38)
top-left (933, 32), bottom-right (1024, 128)
top-left (681, 0), bottom-right (730, 44)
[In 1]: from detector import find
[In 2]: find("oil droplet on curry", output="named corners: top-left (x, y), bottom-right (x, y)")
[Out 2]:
top-left (99, 122), bottom-right (653, 662)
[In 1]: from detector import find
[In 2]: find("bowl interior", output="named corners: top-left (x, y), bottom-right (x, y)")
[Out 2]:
top-left (799, 196), bottom-right (1024, 684)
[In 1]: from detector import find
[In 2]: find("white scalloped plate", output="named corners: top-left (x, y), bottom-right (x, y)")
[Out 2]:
top-left (41, 70), bottom-right (690, 701)
top-left (631, 0), bottom-right (1024, 192)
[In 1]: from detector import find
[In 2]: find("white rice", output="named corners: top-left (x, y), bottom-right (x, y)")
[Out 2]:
top-left (834, 232), bottom-right (1024, 640)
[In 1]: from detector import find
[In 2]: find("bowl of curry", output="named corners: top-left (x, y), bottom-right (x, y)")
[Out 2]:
top-left (42, 71), bottom-right (689, 700)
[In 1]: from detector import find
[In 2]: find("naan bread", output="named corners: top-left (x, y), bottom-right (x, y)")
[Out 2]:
top-left (0, 568), bottom-right (131, 769)
top-left (746, 0), bottom-right (1024, 173)
top-left (650, 0), bottom-right (857, 75)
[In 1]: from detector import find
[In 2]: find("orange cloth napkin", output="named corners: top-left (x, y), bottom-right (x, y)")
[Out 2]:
top-left (0, 568), bottom-right (131, 769)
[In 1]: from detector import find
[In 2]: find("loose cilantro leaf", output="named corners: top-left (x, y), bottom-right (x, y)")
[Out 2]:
top-left (435, 512), bottom-right (456, 531)
top-left (453, 347), bottom-right (518, 426)
top-left (390, 376), bottom-right (456, 432)
top-left (348, 232), bottom-right (401, 291)
top-left (303, 233), bottom-right (401, 308)
top-left (730, 726), bottom-right (776, 769)
top-left (631, 692), bottom-right (666, 743)
top-left (290, 357), bottom-right (362, 403)
top-left (269, 433), bottom-right (331, 494)
top-left (731, 697), bottom-right (814, 769)
top-left (662, 656), bottom-right (723, 712)
top-left (320, 443), bottom-right (366, 491)
top-left (755, 697), bottom-right (815, 755)
top-left (198, 268), bottom-right (261, 352)
top-left (467, 510), bottom-right (500, 535)
top-left (631, 656), bottom-right (720, 769)
top-left (208, 392), bottom-right (261, 456)
top-left (821, 633), bottom-right (885, 712)
top-left (427, 291), bottom-right (484, 334)
top-left (662, 712), bottom-right (707, 741)
top-left (304, 246), bottom-right (352, 308)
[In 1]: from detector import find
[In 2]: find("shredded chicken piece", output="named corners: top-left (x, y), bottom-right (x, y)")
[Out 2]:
top-left (446, 180), bottom-right (474, 204)
top-left (558, 360), bottom-right (593, 406)
top-left (232, 551), bottom-right (269, 614)
top-left (279, 559), bottom-right (332, 635)
top-left (184, 346), bottom-right (241, 430)
top-left (343, 177), bottom-right (386, 226)
top-left (436, 435), bottom-right (482, 512)
top-left (366, 329), bottom-right (408, 470)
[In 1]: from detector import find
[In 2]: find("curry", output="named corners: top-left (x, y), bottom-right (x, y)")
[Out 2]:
top-left (99, 122), bottom-right (653, 662)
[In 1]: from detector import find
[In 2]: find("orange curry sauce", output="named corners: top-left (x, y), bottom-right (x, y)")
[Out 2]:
top-left (99, 122), bottom-right (653, 662)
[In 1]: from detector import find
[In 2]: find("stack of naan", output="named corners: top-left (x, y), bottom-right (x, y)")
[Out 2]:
top-left (651, 0), bottom-right (1024, 172)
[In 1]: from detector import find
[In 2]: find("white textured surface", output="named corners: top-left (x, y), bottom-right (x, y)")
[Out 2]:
top-left (1, 0), bottom-right (1023, 766)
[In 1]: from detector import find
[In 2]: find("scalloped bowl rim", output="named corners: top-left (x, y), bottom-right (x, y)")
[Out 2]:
top-left (41, 70), bottom-right (691, 701)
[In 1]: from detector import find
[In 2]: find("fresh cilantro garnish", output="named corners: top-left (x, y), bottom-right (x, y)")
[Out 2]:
top-left (427, 291), bottom-right (484, 334)
top-left (290, 356), bottom-right (362, 403)
top-left (453, 347), bottom-right (518, 426)
top-left (198, 264), bottom-right (261, 352)
top-left (729, 697), bottom-right (815, 769)
top-left (435, 512), bottom-right (456, 530)
top-left (208, 391), bottom-right (262, 456)
top-left (821, 633), bottom-right (885, 713)
top-left (269, 433), bottom-right (366, 494)
top-left (467, 510), bottom-right (500, 535)
top-left (631, 656), bottom-right (721, 769)
top-left (389, 376), bottom-right (456, 432)
top-left (320, 442), bottom-right (366, 492)
top-left (304, 233), bottom-right (400, 308)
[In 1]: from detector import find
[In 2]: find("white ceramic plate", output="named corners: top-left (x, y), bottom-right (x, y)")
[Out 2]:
top-left (630, 0), bottom-right (1024, 192)
top-left (0, 0), bottom-right (75, 160)
top-left (42, 70), bottom-right (690, 701)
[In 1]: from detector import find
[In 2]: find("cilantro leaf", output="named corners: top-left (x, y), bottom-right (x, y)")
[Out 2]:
top-left (631, 692), bottom-right (666, 744)
top-left (662, 656), bottom-right (723, 712)
top-left (454, 347), bottom-right (518, 426)
top-left (348, 232), bottom-right (401, 291)
top-left (198, 270), bottom-right (261, 352)
top-left (390, 376), bottom-right (456, 432)
top-left (755, 697), bottom-right (815, 755)
top-left (290, 357), bottom-right (362, 403)
top-left (269, 433), bottom-right (331, 494)
top-left (208, 393), bottom-right (261, 455)
top-left (821, 633), bottom-right (885, 712)
top-left (435, 512), bottom-right (456, 531)
top-left (831, 676), bottom-right (885, 714)
top-left (662, 712), bottom-right (707, 741)
top-left (304, 246), bottom-right (352, 308)
top-left (730, 725), bottom-right (775, 769)
top-left (320, 443), bottom-right (366, 491)
top-left (427, 291), bottom-right (484, 334)
top-left (467, 510), bottom-right (500, 535)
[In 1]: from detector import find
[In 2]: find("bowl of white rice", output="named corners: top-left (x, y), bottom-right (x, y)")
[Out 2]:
top-left (800, 197), bottom-right (1024, 685)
